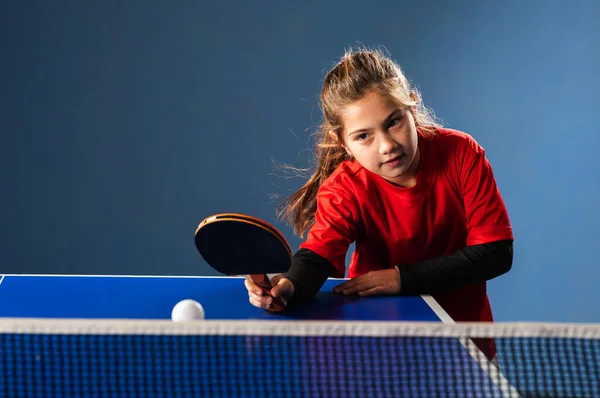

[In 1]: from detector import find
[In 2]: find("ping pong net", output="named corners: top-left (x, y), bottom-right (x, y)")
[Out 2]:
top-left (0, 319), bottom-right (598, 397)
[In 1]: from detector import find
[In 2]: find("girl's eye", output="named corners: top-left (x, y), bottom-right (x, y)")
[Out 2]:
top-left (356, 133), bottom-right (368, 141)
top-left (389, 117), bottom-right (402, 128)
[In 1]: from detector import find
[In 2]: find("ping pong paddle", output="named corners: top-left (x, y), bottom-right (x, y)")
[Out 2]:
top-left (194, 213), bottom-right (292, 312)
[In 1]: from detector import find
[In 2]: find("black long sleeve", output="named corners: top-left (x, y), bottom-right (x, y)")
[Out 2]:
top-left (283, 248), bottom-right (335, 303)
top-left (283, 240), bottom-right (513, 301)
top-left (397, 239), bottom-right (513, 295)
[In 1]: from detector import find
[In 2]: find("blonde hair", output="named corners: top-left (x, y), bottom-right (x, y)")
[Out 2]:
top-left (277, 47), bottom-right (442, 237)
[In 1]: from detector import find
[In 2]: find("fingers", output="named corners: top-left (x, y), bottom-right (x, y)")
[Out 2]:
top-left (245, 276), bottom-right (290, 311)
top-left (333, 274), bottom-right (372, 295)
top-left (270, 276), bottom-right (294, 299)
top-left (249, 293), bottom-right (275, 310)
top-left (339, 279), bottom-right (376, 295)
top-left (333, 269), bottom-right (401, 296)
top-left (333, 279), bottom-right (355, 294)
top-left (358, 286), bottom-right (383, 296)
top-left (270, 274), bottom-right (284, 287)
top-left (245, 279), bottom-right (274, 309)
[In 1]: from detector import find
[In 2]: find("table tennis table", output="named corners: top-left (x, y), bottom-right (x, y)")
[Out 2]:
top-left (0, 274), bottom-right (517, 397)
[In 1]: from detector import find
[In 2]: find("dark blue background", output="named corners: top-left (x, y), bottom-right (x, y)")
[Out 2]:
top-left (1, 0), bottom-right (599, 322)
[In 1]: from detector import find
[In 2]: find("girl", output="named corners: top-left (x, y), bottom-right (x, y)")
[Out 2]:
top-left (244, 48), bottom-right (514, 360)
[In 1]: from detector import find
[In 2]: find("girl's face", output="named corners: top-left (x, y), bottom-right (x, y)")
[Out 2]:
top-left (338, 91), bottom-right (420, 187)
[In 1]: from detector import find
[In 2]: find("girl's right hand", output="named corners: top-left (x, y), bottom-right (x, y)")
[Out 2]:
top-left (244, 274), bottom-right (295, 312)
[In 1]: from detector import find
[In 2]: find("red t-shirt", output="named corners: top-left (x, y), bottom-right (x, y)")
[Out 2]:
top-left (299, 128), bottom-right (513, 357)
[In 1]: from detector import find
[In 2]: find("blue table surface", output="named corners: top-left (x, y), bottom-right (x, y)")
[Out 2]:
top-left (0, 275), bottom-right (513, 397)
top-left (0, 275), bottom-right (443, 322)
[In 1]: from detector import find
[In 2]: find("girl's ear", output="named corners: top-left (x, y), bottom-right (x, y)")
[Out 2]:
top-left (409, 92), bottom-right (419, 125)
top-left (329, 130), bottom-right (353, 159)
top-left (328, 130), bottom-right (339, 143)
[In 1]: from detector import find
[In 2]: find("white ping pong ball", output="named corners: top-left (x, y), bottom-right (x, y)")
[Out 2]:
top-left (171, 299), bottom-right (205, 321)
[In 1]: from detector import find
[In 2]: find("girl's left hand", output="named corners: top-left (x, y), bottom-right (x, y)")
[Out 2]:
top-left (333, 268), bottom-right (401, 296)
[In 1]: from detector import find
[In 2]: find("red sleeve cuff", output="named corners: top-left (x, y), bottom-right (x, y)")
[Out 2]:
top-left (467, 227), bottom-right (514, 246)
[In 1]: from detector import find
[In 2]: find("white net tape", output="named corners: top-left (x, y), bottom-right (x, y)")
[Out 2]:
top-left (0, 318), bottom-right (599, 338)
